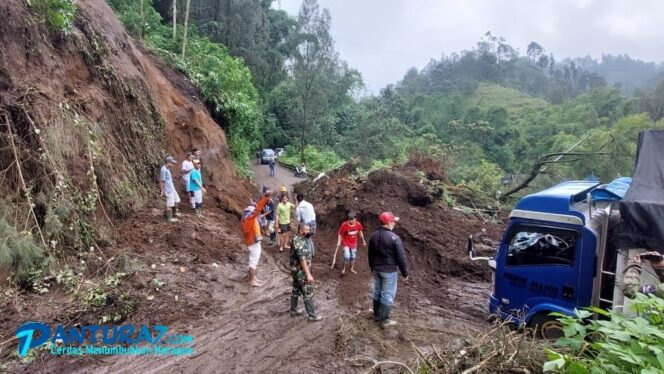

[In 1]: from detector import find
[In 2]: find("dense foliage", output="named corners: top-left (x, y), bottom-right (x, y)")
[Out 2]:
top-left (279, 144), bottom-right (343, 173)
top-left (545, 295), bottom-right (664, 373)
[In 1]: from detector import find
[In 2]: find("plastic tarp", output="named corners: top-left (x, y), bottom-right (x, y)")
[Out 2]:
top-left (616, 130), bottom-right (664, 252)
top-left (590, 177), bottom-right (632, 202)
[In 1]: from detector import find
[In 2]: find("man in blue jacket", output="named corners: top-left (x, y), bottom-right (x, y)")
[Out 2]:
top-left (368, 211), bottom-right (408, 328)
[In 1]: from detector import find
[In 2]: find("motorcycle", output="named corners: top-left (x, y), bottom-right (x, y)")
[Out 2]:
top-left (294, 167), bottom-right (308, 178)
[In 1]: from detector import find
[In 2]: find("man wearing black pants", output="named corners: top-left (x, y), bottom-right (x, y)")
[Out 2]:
top-left (368, 211), bottom-right (408, 328)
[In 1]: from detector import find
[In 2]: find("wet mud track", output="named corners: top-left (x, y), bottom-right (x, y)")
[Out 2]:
top-left (50, 166), bottom-right (498, 373)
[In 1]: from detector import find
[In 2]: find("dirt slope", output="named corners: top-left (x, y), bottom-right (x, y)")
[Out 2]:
top-left (132, 46), bottom-right (251, 213)
top-left (0, 0), bottom-right (252, 220)
top-left (1, 0), bottom-right (253, 367)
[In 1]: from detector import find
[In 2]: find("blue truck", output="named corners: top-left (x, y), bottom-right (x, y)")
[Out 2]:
top-left (468, 177), bottom-right (664, 340)
top-left (467, 179), bottom-right (648, 339)
top-left (469, 130), bottom-right (664, 339)
top-left (470, 181), bottom-right (613, 338)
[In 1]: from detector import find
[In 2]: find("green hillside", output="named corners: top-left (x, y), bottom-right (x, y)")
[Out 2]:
top-left (471, 83), bottom-right (548, 116)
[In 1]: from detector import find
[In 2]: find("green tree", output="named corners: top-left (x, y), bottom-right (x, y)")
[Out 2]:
top-left (290, 0), bottom-right (336, 162)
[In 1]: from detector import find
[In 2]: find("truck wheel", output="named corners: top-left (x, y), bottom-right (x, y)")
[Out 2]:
top-left (529, 314), bottom-right (564, 340)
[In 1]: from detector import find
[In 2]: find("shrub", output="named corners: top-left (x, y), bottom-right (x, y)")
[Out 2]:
top-left (545, 295), bottom-right (664, 373)
top-left (280, 144), bottom-right (344, 173)
top-left (0, 217), bottom-right (44, 287)
top-left (27, 0), bottom-right (77, 33)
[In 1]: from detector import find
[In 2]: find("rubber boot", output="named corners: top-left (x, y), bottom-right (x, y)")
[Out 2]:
top-left (372, 299), bottom-right (381, 322)
top-left (289, 295), bottom-right (301, 316)
top-left (380, 303), bottom-right (396, 328)
top-left (304, 299), bottom-right (322, 322)
top-left (166, 209), bottom-right (178, 222)
top-left (173, 206), bottom-right (182, 217)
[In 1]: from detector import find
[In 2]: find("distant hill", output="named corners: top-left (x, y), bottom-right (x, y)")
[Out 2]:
top-left (569, 55), bottom-right (664, 97)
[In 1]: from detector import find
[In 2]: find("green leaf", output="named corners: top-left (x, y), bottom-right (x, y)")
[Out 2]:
top-left (543, 357), bottom-right (566, 372)
top-left (657, 351), bottom-right (664, 368)
top-left (588, 306), bottom-right (610, 317)
top-left (563, 324), bottom-right (577, 337)
top-left (568, 361), bottom-right (589, 374)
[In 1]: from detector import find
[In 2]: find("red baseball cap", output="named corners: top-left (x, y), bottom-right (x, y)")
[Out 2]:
top-left (379, 212), bottom-right (400, 224)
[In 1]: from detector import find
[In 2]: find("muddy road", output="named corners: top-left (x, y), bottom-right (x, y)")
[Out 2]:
top-left (251, 161), bottom-right (305, 194)
top-left (31, 167), bottom-right (496, 374)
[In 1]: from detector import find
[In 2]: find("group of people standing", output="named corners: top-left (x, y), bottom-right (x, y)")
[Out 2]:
top-left (159, 149), bottom-right (206, 222)
top-left (240, 188), bottom-right (318, 287)
top-left (160, 152), bottom-right (409, 328)
top-left (241, 187), bottom-right (409, 328)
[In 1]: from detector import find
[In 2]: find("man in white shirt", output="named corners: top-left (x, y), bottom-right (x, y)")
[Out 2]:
top-left (160, 156), bottom-right (180, 222)
top-left (296, 193), bottom-right (317, 258)
top-left (181, 152), bottom-right (195, 209)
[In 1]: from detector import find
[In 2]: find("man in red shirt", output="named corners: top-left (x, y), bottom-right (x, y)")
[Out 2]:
top-left (335, 212), bottom-right (366, 275)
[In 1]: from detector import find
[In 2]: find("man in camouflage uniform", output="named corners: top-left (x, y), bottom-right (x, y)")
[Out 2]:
top-left (622, 251), bottom-right (664, 298)
top-left (289, 223), bottom-right (322, 322)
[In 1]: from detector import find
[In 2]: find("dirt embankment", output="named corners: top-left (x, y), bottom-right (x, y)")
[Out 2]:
top-left (0, 0), bottom-right (253, 368)
top-left (0, 0), bottom-right (252, 221)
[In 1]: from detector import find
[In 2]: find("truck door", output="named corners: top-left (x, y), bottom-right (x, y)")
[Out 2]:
top-left (494, 222), bottom-right (582, 317)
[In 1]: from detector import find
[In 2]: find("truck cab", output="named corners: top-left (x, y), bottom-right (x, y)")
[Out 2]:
top-left (472, 130), bottom-right (664, 339)
top-left (470, 180), bottom-right (628, 338)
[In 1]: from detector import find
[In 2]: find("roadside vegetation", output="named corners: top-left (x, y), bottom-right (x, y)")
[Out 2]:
top-left (545, 295), bottom-right (664, 373)
top-left (383, 295), bottom-right (664, 373)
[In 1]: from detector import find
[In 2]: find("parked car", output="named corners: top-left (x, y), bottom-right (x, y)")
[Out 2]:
top-left (275, 148), bottom-right (285, 157)
top-left (260, 149), bottom-right (276, 164)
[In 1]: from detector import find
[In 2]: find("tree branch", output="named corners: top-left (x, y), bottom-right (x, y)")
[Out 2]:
top-left (501, 133), bottom-right (601, 199)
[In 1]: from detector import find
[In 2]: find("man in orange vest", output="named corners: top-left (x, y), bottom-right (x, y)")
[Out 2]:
top-left (242, 189), bottom-right (272, 287)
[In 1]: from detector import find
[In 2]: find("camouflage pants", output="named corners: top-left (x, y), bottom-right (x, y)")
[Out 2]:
top-left (291, 276), bottom-right (314, 301)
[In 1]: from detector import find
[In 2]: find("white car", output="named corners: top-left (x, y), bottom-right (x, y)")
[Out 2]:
top-left (260, 149), bottom-right (276, 164)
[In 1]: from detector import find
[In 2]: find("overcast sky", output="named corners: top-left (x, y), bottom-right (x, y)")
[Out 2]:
top-left (275, 0), bottom-right (664, 93)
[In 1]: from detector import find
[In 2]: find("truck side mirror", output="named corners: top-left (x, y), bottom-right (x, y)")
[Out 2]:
top-left (468, 234), bottom-right (494, 265)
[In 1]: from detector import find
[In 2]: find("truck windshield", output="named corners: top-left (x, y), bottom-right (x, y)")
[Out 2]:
top-left (506, 224), bottom-right (578, 267)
